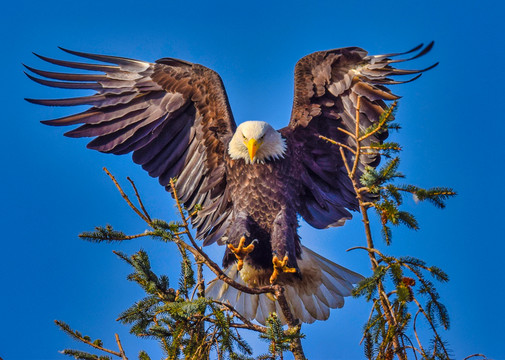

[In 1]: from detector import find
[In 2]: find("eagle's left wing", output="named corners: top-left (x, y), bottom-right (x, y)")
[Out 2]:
top-left (281, 43), bottom-right (436, 229)
top-left (25, 49), bottom-right (236, 245)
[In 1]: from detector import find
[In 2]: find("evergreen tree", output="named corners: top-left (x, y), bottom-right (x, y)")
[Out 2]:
top-left (55, 99), bottom-right (487, 359)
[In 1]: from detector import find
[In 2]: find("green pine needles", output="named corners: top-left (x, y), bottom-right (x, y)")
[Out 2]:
top-left (57, 175), bottom-right (305, 360)
top-left (322, 98), bottom-right (458, 360)
top-left (258, 313), bottom-right (304, 360)
top-left (54, 97), bottom-right (488, 360)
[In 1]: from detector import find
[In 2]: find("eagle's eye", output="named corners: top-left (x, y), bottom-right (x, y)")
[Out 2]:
top-left (242, 133), bottom-right (247, 140)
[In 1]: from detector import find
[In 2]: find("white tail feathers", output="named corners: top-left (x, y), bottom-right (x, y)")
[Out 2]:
top-left (206, 246), bottom-right (363, 325)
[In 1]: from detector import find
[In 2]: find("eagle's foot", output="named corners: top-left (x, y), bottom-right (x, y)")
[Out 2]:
top-left (269, 255), bottom-right (297, 284)
top-left (228, 236), bottom-right (256, 271)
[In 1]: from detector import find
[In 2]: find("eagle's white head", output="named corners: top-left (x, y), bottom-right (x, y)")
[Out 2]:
top-left (228, 121), bottom-right (287, 164)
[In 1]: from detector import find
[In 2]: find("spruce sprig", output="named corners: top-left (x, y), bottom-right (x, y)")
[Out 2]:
top-left (258, 313), bottom-right (305, 360)
top-left (60, 349), bottom-right (112, 360)
top-left (326, 98), bottom-right (458, 359)
top-left (359, 157), bottom-right (456, 244)
top-left (79, 225), bottom-right (131, 243)
top-left (54, 320), bottom-right (126, 359)
top-left (57, 171), bottom-right (308, 359)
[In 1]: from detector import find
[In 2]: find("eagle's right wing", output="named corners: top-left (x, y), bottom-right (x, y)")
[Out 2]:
top-left (25, 49), bottom-right (236, 245)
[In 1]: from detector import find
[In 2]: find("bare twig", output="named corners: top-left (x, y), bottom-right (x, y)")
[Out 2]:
top-left (412, 310), bottom-right (426, 358)
top-left (350, 96), bottom-right (362, 178)
top-left (121, 232), bottom-right (153, 240)
top-left (359, 298), bottom-right (380, 345)
top-left (114, 333), bottom-right (128, 360)
top-left (402, 345), bottom-right (422, 360)
top-left (336, 126), bottom-right (356, 138)
top-left (463, 355), bottom-right (491, 360)
top-left (212, 300), bottom-right (267, 334)
top-left (127, 176), bottom-right (152, 223)
top-left (103, 167), bottom-right (150, 224)
top-left (319, 135), bottom-right (356, 154)
top-left (410, 293), bottom-right (450, 356)
top-left (347, 246), bottom-right (386, 258)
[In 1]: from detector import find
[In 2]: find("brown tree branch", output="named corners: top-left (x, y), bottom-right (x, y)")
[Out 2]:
top-left (350, 96), bottom-right (362, 178)
top-left (103, 170), bottom-right (305, 359)
top-left (336, 126), bottom-right (356, 138)
top-left (274, 287), bottom-right (306, 360)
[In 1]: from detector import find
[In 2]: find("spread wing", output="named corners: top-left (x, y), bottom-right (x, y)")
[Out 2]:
top-left (25, 48), bottom-right (236, 244)
top-left (282, 43), bottom-right (436, 229)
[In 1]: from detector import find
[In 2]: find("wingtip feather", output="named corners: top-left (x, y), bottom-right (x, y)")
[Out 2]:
top-left (57, 46), bottom-right (74, 55)
top-left (33, 52), bottom-right (52, 63)
top-left (57, 47), bottom-right (150, 71)
top-left (25, 97), bottom-right (43, 105)
top-left (40, 119), bottom-right (60, 126)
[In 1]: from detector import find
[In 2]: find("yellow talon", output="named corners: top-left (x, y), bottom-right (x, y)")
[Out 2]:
top-left (228, 236), bottom-right (255, 271)
top-left (269, 255), bottom-right (297, 284)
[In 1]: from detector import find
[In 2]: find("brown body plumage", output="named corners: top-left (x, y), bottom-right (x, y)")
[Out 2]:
top-left (224, 136), bottom-right (303, 271)
top-left (26, 43), bottom-right (436, 324)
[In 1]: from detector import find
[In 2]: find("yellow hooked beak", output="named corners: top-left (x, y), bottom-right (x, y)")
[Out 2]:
top-left (246, 138), bottom-right (259, 162)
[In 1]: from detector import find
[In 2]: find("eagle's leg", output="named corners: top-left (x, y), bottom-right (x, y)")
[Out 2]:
top-left (269, 255), bottom-right (297, 284)
top-left (227, 236), bottom-right (256, 271)
top-left (268, 208), bottom-right (300, 284)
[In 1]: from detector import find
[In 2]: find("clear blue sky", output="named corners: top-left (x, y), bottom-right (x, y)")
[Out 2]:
top-left (1, 0), bottom-right (504, 359)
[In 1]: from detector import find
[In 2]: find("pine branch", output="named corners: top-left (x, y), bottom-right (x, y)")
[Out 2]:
top-left (79, 168), bottom-right (308, 358)
top-left (167, 178), bottom-right (306, 359)
top-left (60, 349), bottom-right (111, 360)
top-left (73, 170), bottom-right (306, 359)
top-left (328, 99), bottom-right (459, 359)
top-left (55, 320), bottom-right (126, 359)
top-left (259, 313), bottom-right (305, 360)
top-left (359, 101), bottom-right (398, 142)
top-left (79, 225), bottom-right (151, 243)
top-left (137, 351), bottom-right (151, 360)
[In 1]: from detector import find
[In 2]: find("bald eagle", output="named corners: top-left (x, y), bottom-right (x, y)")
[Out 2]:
top-left (25, 43), bottom-right (436, 325)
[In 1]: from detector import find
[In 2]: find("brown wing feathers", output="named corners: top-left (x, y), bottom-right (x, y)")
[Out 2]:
top-left (26, 44), bottom-right (435, 242)
top-left (25, 49), bottom-right (236, 244)
top-left (286, 43), bottom-right (436, 229)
